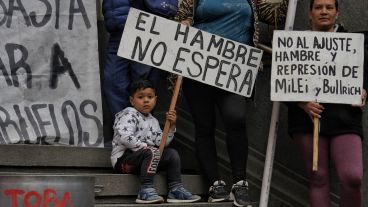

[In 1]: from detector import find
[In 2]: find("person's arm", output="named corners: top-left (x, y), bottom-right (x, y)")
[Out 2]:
top-left (352, 89), bottom-right (367, 109)
top-left (114, 112), bottom-right (147, 151)
top-left (361, 36), bottom-right (368, 107)
top-left (363, 32), bottom-right (368, 90)
top-left (175, 0), bottom-right (194, 25)
top-left (256, 0), bottom-right (289, 26)
top-left (352, 33), bottom-right (368, 109)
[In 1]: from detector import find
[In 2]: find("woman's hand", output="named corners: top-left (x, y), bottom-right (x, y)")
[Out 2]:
top-left (352, 89), bottom-right (367, 110)
top-left (297, 102), bottom-right (324, 121)
top-left (180, 19), bottom-right (192, 26)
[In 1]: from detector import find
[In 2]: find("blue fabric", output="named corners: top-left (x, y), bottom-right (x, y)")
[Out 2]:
top-left (130, 0), bottom-right (178, 18)
top-left (102, 0), bottom-right (160, 117)
top-left (103, 34), bottom-right (160, 117)
top-left (102, 0), bottom-right (132, 33)
top-left (194, 0), bottom-right (253, 44)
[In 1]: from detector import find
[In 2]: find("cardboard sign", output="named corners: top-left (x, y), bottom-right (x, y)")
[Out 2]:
top-left (118, 8), bottom-right (263, 97)
top-left (271, 30), bottom-right (364, 104)
top-left (0, 0), bottom-right (103, 146)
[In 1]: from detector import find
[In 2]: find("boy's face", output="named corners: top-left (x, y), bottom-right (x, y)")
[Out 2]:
top-left (129, 88), bottom-right (157, 115)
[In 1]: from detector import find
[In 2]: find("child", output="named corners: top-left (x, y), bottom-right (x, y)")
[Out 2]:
top-left (110, 79), bottom-right (201, 204)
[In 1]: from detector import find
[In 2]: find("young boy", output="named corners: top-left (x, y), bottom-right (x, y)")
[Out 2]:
top-left (111, 79), bottom-right (201, 204)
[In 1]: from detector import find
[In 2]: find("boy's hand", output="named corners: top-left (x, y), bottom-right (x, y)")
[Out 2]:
top-left (166, 110), bottom-right (176, 131)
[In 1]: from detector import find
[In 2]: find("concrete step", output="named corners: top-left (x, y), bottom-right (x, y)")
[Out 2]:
top-left (95, 202), bottom-right (251, 207)
top-left (0, 172), bottom-right (207, 197)
top-left (0, 173), bottom-right (258, 207)
top-left (0, 172), bottom-right (209, 205)
top-left (0, 173), bottom-right (259, 206)
top-left (0, 143), bottom-right (210, 205)
top-left (0, 141), bottom-right (197, 172)
top-left (0, 144), bottom-right (110, 168)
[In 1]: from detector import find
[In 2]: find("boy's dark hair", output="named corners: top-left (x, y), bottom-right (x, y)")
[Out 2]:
top-left (129, 79), bottom-right (155, 96)
top-left (310, 0), bottom-right (339, 11)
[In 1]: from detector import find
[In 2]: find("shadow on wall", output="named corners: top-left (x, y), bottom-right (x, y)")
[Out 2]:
top-left (97, 19), bottom-right (114, 147)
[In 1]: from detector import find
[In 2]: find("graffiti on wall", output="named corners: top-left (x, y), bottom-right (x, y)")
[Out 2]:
top-left (0, 0), bottom-right (103, 146)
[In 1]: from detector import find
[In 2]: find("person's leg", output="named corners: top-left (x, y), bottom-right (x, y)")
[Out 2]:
top-left (114, 150), bottom-right (139, 174)
top-left (114, 148), bottom-right (158, 187)
top-left (159, 148), bottom-right (201, 203)
top-left (216, 91), bottom-right (247, 183)
top-left (157, 148), bottom-right (182, 189)
top-left (116, 147), bottom-right (163, 204)
top-left (183, 79), bottom-right (218, 184)
top-left (330, 134), bottom-right (363, 207)
top-left (183, 80), bottom-right (226, 202)
top-left (216, 91), bottom-right (250, 206)
top-left (293, 133), bottom-right (331, 207)
top-left (103, 35), bottom-right (131, 116)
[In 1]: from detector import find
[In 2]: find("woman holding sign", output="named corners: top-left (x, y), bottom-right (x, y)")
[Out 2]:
top-left (287, 0), bottom-right (367, 206)
top-left (176, 0), bottom-right (289, 206)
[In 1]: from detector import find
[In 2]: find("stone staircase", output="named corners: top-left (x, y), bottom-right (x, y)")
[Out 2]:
top-left (0, 107), bottom-right (314, 207)
top-left (0, 144), bottom-right (245, 207)
top-left (95, 204), bottom-right (237, 207)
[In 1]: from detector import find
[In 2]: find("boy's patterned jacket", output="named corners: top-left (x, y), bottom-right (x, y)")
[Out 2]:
top-left (111, 107), bottom-right (174, 167)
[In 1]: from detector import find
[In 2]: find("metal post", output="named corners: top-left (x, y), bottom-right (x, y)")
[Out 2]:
top-left (259, 1), bottom-right (298, 206)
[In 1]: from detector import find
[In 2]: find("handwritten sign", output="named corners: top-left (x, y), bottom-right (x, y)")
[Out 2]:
top-left (271, 30), bottom-right (364, 104)
top-left (118, 8), bottom-right (263, 97)
top-left (0, 0), bottom-right (103, 146)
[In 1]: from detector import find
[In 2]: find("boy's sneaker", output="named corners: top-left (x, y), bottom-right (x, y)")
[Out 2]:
top-left (208, 180), bottom-right (230, 202)
top-left (135, 187), bottom-right (164, 204)
top-left (167, 186), bottom-right (201, 203)
top-left (230, 180), bottom-right (252, 207)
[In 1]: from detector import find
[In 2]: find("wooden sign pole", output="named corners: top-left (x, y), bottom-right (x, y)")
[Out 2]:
top-left (312, 117), bottom-right (320, 171)
top-left (159, 75), bottom-right (183, 153)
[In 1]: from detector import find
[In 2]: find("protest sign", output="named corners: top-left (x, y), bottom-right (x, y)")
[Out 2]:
top-left (271, 30), bottom-right (364, 104)
top-left (0, 0), bottom-right (103, 146)
top-left (118, 8), bottom-right (263, 97)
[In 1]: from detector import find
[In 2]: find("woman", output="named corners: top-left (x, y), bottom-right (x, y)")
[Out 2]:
top-left (175, 0), bottom-right (289, 206)
top-left (287, 0), bottom-right (367, 206)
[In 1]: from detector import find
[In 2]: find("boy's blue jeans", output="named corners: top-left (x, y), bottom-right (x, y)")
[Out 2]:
top-left (103, 33), bottom-right (159, 117)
